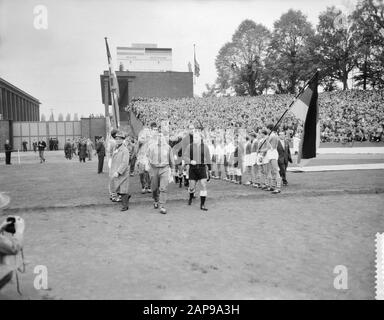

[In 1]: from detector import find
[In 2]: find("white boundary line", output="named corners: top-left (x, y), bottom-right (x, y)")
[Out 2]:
top-left (376, 233), bottom-right (384, 300)
top-left (288, 163), bottom-right (384, 172)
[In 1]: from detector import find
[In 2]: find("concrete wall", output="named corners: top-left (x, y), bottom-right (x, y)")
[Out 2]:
top-left (128, 71), bottom-right (193, 100)
top-left (80, 117), bottom-right (107, 142)
top-left (4, 118), bottom-right (107, 151)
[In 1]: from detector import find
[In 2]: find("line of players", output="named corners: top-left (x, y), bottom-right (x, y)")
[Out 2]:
top-left (106, 122), bottom-right (292, 214)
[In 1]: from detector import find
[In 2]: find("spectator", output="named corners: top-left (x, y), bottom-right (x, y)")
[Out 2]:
top-left (38, 140), bottom-right (46, 163)
top-left (4, 140), bottom-right (12, 165)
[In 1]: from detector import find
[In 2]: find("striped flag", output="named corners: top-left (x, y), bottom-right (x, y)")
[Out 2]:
top-left (129, 109), bottom-right (144, 138)
top-left (105, 37), bottom-right (120, 128)
top-left (290, 71), bottom-right (320, 163)
top-left (194, 45), bottom-right (200, 77)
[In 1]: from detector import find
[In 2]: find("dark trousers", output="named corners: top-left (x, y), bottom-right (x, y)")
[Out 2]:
top-left (130, 156), bottom-right (136, 174)
top-left (5, 152), bottom-right (11, 164)
top-left (139, 171), bottom-right (151, 189)
top-left (39, 150), bottom-right (45, 162)
top-left (98, 155), bottom-right (104, 173)
top-left (278, 160), bottom-right (288, 183)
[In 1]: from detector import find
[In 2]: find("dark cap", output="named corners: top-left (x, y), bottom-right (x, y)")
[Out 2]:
top-left (115, 131), bottom-right (126, 139)
top-left (111, 129), bottom-right (118, 138)
top-left (150, 122), bottom-right (157, 129)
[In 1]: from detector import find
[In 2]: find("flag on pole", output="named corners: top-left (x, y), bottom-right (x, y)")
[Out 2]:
top-left (290, 71), bottom-right (320, 163)
top-left (194, 45), bottom-right (200, 77)
top-left (105, 37), bottom-right (120, 129)
top-left (129, 109), bottom-right (144, 138)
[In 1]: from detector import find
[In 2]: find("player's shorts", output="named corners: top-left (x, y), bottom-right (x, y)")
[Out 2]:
top-left (245, 153), bottom-right (254, 166)
top-left (250, 152), bottom-right (258, 166)
top-left (267, 149), bottom-right (278, 161)
top-left (189, 164), bottom-right (207, 180)
top-left (234, 168), bottom-right (242, 176)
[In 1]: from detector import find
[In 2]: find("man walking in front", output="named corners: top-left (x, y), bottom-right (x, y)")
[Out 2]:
top-left (277, 131), bottom-right (292, 186)
top-left (110, 132), bottom-right (131, 211)
top-left (183, 129), bottom-right (212, 211)
top-left (146, 122), bottom-right (175, 215)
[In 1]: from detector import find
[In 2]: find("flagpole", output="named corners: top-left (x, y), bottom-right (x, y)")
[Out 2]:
top-left (258, 69), bottom-right (320, 149)
top-left (193, 44), bottom-right (196, 86)
top-left (104, 37), bottom-right (119, 130)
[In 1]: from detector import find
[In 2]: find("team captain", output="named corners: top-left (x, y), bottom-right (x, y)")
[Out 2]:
top-left (183, 129), bottom-right (212, 211)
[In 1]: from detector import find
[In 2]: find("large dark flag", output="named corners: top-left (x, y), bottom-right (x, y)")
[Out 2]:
top-left (290, 71), bottom-right (320, 163)
top-left (129, 110), bottom-right (144, 138)
top-left (194, 45), bottom-right (200, 77)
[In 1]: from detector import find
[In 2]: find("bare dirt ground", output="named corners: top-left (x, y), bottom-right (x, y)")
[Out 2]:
top-left (0, 151), bottom-right (383, 300)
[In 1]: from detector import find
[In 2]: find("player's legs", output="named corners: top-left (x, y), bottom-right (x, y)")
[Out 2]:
top-left (199, 178), bottom-right (208, 211)
top-left (271, 159), bottom-right (281, 194)
top-left (188, 179), bottom-right (197, 205)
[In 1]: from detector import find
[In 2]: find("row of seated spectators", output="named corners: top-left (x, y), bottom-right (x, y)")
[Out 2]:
top-left (130, 90), bottom-right (384, 143)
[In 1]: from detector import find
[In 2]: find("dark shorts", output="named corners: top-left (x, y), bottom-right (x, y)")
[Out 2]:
top-left (189, 165), bottom-right (207, 181)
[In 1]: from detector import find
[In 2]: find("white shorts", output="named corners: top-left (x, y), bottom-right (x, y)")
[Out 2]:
top-left (244, 154), bottom-right (252, 166)
top-left (250, 152), bottom-right (258, 166)
top-left (261, 152), bottom-right (270, 165)
top-left (267, 149), bottom-right (278, 161)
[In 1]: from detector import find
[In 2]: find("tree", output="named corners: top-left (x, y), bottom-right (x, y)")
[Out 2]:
top-left (215, 20), bottom-right (271, 96)
top-left (267, 9), bottom-right (316, 94)
top-left (73, 113), bottom-right (79, 121)
top-left (40, 114), bottom-right (46, 122)
top-left (49, 112), bottom-right (54, 121)
top-left (313, 6), bottom-right (359, 90)
top-left (351, 0), bottom-right (384, 89)
top-left (65, 113), bottom-right (71, 121)
top-left (58, 113), bottom-right (64, 121)
top-left (119, 62), bottom-right (124, 71)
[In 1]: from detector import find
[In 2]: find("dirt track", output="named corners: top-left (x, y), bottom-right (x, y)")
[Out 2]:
top-left (0, 152), bottom-right (383, 299)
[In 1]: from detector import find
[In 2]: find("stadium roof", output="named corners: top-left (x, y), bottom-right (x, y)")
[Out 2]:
top-left (0, 76), bottom-right (41, 104)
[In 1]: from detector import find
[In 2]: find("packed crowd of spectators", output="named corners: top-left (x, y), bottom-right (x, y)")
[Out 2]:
top-left (319, 90), bottom-right (383, 143)
top-left (131, 90), bottom-right (384, 143)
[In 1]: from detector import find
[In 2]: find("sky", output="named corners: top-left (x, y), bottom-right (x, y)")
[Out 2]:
top-left (0, 0), bottom-right (357, 119)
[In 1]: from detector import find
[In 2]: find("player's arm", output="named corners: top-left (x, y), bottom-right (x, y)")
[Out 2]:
top-left (168, 147), bottom-right (175, 170)
top-left (182, 144), bottom-right (191, 165)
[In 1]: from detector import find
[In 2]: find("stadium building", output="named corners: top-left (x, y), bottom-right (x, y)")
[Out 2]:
top-left (0, 77), bottom-right (107, 152)
top-left (117, 43), bottom-right (172, 72)
top-left (0, 77), bottom-right (41, 152)
top-left (100, 43), bottom-right (193, 126)
top-left (0, 77), bottom-right (40, 122)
